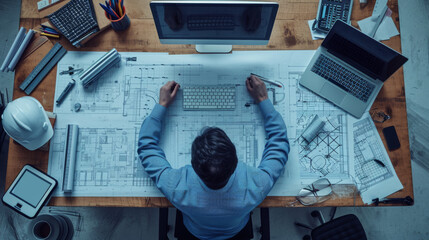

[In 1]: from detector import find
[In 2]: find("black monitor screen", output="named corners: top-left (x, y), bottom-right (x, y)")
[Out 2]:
top-left (150, 2), bottom-right (278, 41)
top-left (322, 20), bottom-right (408, 81)
top-left (328, 33), bottom-right (386, 76)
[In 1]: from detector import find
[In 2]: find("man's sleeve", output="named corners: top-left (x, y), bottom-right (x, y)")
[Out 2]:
top-left (137, 104), bottom-right (174, 189)
top-left (257, 99), bottom-right (290, 193)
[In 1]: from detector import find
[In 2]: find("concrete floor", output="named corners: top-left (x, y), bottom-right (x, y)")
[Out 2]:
top-left (1, 0), bottom-right (429, 239)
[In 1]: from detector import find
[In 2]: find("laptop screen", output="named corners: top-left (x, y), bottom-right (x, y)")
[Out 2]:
top-left (322, 20), bottom-right (408, 82)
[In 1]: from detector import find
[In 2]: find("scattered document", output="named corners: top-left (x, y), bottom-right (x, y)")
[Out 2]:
top-left (352, 113), bottom-right (403, 204)
top-left (358, 8), bottom-right (399, 41)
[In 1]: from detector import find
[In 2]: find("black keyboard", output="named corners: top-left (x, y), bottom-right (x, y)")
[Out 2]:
top-left (187, 15), bottom-right (235, 31)
top-left (311, 54), bottom-right (375, 102)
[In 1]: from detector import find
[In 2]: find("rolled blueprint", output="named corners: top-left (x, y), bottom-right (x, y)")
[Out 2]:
top-left (302, 115), bottom-right (325, 143)
top-left (1, 27), bottom-right (26, 72)
top-left (8, 29), bottom-right (34, 71)
top-left (79, 48), bottom-right (121, 88)
top-left (62, 124), bottom-right (79, 192)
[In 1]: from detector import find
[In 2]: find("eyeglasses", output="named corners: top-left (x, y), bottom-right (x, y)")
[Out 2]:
top-left (370, 110), bottom-right (391, 123)
top-left (296, 178), bottom-right (333, 206)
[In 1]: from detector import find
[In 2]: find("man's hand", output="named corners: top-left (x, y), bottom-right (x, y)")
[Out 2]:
top-left (159, 81), bottom-right (180, 107)
top-left (246, 75), bottom-right (268, 103)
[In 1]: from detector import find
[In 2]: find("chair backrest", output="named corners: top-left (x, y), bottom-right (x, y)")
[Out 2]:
top-left (311, 214), bottom-right (367, 240)
top-left (174, 210), bottom-right (255, 240)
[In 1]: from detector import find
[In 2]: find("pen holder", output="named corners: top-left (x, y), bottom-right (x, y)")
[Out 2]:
top-left (106, 6), bottom-right (130, 31)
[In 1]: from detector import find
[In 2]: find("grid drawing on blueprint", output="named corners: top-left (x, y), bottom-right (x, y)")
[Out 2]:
top-left (353, 116), bottom-right (392, 191)
top-left (288, 71), bottom-right (353, 182)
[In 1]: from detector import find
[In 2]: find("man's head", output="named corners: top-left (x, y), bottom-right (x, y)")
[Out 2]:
top-left (191, 127), bottom-right (238, 190)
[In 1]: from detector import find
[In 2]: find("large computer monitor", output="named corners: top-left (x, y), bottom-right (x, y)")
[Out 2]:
top-left (150, 1), bottom-right (279, 53)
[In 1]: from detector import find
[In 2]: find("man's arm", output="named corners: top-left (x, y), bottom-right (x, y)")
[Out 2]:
top-left (137, 81), bottom-right (180, 187)
top-left (258, 99), bottom-right (289, 185)
top-left (137, 103), bottom-right (171, 185)
top-left (246, 75), bottom-right (289, 190)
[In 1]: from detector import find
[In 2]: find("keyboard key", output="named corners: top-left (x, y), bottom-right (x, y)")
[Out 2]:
top-left (311, 54), bottom-right (375, 102)
top-left (187, 15), bottom-right (235, 31)
top-left (183, 85), bottom-right (236, 111)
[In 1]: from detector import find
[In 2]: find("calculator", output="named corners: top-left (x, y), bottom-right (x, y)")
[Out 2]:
top-left (313, 0), bottom-right (353, 33)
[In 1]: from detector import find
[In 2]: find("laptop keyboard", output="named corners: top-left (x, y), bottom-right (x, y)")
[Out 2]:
top-left (311, 54), bottom-right (375, 102)
top-left (187, 15), bottom-right (235, 31)
top-left (182, 85), bottom-right (236, 110)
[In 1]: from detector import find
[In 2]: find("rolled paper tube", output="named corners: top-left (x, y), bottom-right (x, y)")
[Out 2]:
top-left (1, 27), bottom-right (26, 72)
top-left (302, 115), bottom-right (325, 143)
top-left (8, 29), bottom-right (35, 71)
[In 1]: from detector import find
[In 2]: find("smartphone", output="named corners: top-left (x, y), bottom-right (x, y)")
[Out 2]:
top-left (382, 126), bottom-right (400, 151)
top-left (2, 165), bottom-right (57, 218)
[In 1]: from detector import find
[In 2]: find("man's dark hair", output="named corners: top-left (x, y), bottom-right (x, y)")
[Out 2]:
top-left (191, 127), bottom-right (238, 190)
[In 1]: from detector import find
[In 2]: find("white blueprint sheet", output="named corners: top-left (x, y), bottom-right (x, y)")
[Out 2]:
top-left (352, 113), bottom-right (403, 204)
top-left (48, 50), bottom-right (356, 197)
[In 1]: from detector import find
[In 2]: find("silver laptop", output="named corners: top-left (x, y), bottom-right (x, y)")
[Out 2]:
top-left (300, 20), bottom-right (407, 118)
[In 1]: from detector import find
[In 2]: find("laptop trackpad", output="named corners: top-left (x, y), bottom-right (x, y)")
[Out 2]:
top-left (320, 84), bottom-right (346, 104)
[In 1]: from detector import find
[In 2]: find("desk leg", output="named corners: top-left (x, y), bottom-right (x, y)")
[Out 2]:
top-left (159, 208), bottom-right (169, 240)
top-left (260, 208), bottom-right (270, 240)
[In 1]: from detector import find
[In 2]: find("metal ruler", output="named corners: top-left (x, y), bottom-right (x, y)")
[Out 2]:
top-left (19, 43), bottom-right (67, 95)
top-left (62, 124), bottom-right (79, 193)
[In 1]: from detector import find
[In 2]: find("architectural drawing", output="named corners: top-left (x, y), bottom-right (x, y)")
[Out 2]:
top-left (287, 71), bottom-right (354, 182)
top-left (352, 114), bottom-right (403, 203)
top-left (49, 50), bottom-right (352, 197)
top-left (49, 127), bottom-right (162, 196)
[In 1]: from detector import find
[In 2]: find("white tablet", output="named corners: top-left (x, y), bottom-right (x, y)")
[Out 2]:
top-left (2, 165), bottom-right (57, 218)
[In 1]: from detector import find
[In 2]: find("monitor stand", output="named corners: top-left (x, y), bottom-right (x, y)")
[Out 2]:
top-left (196, 45), bottom-right (232, 53)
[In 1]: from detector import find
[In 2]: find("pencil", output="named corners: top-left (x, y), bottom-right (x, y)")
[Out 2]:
top-left (250, 73), bottom-right (282, 88)
top-left (40, 32), bottom-right (60, 38)
top-left (118, 0), bottom-right (123, 17)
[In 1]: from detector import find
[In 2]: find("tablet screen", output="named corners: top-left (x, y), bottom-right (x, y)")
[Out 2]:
top-left (10, 170), bottom-right (52, 207)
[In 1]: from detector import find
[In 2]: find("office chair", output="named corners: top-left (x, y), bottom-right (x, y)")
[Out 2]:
top-left (158, 208), bottom-right (270, 240)
top-left (295, 208), bottom-right (367, 240)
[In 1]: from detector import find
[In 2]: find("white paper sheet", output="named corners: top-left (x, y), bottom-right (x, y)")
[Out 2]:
top-left (358, 9), bottom-right (399, 41)
top-left (352, 113), bottom-right (403, 204)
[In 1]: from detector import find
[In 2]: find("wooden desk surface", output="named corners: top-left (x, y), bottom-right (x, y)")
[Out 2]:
top-left (6, 0), bottom-right (412, 207)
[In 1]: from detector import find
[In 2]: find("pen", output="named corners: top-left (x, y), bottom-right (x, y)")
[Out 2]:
top-left (105, 1), bottom-right (120, 18)
top-left (41, 25), bottom-right (59, 33)
top-left (108, 4), bottom-right (120, 18)
top-left (250, 73), bottom-right (282, 88)
top-left (99, 3), bottom-right (118, 20)
top-left (40, 28), bottom-right (59, 35)
top-left (110, 0), bottom-right (115, 11)
top-left (105, 0), bottom-right (121, 19)
top-left (56, 79), bottom-right (76, 106)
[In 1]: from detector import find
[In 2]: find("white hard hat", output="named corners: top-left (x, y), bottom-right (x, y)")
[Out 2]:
top-left (1, 96), bottom-right (53, 150)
